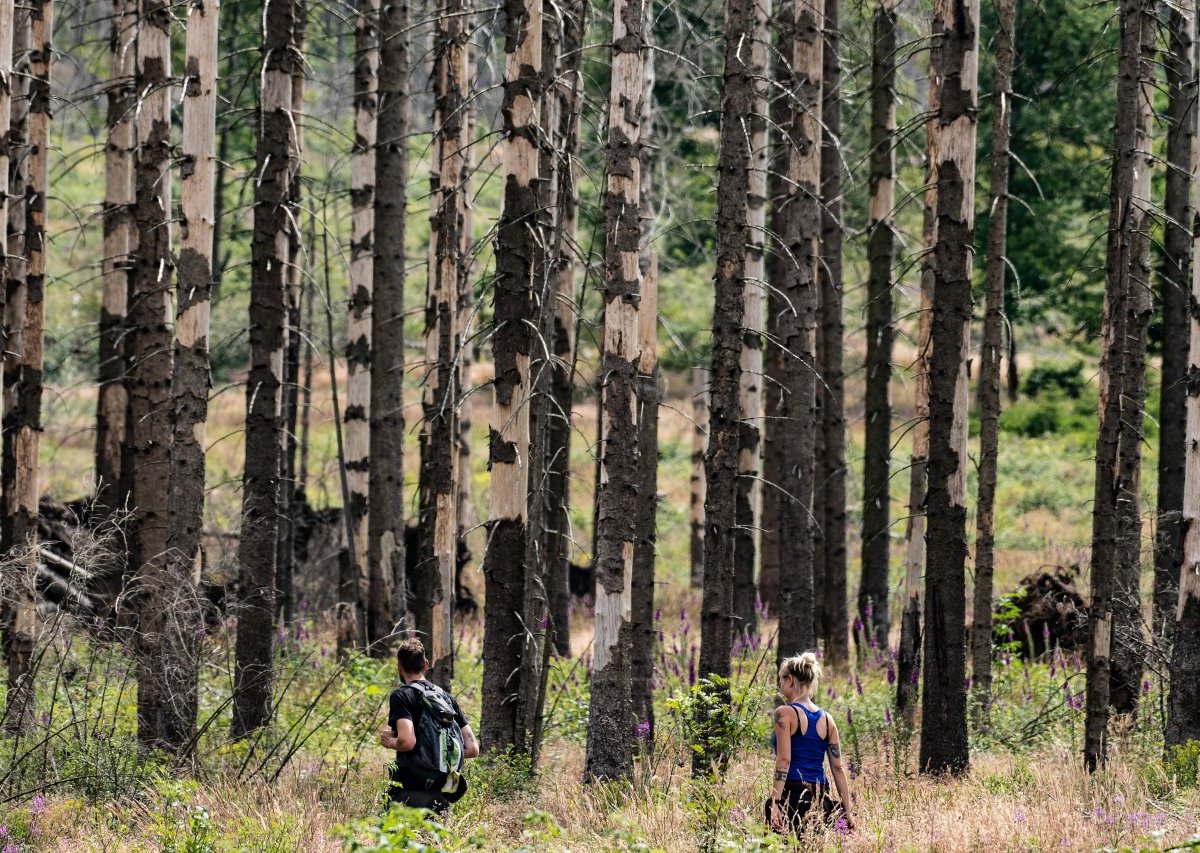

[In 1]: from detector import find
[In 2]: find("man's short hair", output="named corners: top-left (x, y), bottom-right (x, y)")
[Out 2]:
top-left (396, 638), bottom-right (427, 674)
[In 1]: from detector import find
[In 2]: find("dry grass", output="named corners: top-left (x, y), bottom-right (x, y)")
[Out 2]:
top-left (18, 734), bottom-right (1200, 851)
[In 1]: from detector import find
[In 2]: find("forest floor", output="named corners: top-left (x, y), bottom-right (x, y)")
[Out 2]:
top-left (4, 342), bottom-right (1199, 850)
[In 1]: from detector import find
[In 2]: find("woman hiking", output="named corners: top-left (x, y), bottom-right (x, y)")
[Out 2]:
top-left (767, 652), bottom-right (854, 834)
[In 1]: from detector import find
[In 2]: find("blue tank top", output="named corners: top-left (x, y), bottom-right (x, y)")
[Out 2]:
top-left (773, 703), bottom-right (828, 784)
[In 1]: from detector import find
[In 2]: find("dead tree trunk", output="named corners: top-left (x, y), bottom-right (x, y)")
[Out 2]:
top-left (342, 0), bottom-right (376, 655)
top-left (0, 0), bottom-right (31, 731)
top-left (1155, 0), bottom-right (1195, 642)
top-left (695, 0), bottom-right (760, 774)
top-left (760, 4), bottom-right (793, 616)
top-left (776, 0), bottom-right (822, 667)
top-left (548, 0), bottom-right (585, 658)
top-left (584, 0), bottom-right (647, 780)
top-left (1085, 0), bottom-right (1154, 771)
top-left (162, 0), bottom-right (219, 753)
top-left (233, 0), bottom-right (301, 738)
top-left (689, 367), bottom-right (708, 589)
top-left (419, 0), bottom-right (470, 683)
top-left (129, 0), bottom-right (173, 747)
top-left (918, 0), bottom-right (978, 778)
top-left (819, 0), bottom-right (847, 666)
top-left (971, 0), bottom-right (1015, 711)
top-left (481, 0), bottom-right (542, 752)
top-left (1166, 139), bottom-right (1200, 746)
top-left (732, 0), bottom-right (771, 639)
top-left (368, 0), bottom-right (409, 652)
top-left (95, 0), bottom-right (136, 521)
top-left (631, 38), bottom-right (658, 745)
top-left (860, 0), bottom-right (896, 652)
top-left (895, 58), bottom-right (937, 722)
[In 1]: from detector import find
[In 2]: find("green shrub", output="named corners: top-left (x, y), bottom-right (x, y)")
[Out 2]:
top-left (1023, 361), bottom-right (1086, 399)
top-left (1166, 740), bottom-right (1200, 788)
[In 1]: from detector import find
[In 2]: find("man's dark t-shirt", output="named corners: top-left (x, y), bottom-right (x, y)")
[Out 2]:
top-left (387, 680), bottom-right (469, 801)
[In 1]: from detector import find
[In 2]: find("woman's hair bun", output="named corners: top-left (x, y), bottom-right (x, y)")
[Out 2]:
top-left (779, 650), bottom-right (823, 687)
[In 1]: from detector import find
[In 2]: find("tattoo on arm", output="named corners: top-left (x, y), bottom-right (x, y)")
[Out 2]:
top-left (828, 742), bottom-right (841, 760)
top-left (774, 770), bottom-right (788, 781)
top-left (774, 707), bottom-right (786, 726)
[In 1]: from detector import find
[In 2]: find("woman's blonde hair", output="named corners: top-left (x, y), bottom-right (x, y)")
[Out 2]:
top-left (778, 651), bottom-right (822, 690)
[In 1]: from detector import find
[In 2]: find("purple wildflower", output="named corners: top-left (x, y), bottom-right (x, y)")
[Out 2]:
top-left (834, 816), bottom-right (849, 834)
top-left (1013, 810), bottom-right (1026, 824)
top-left (886, 665), bottom-right (896, 685)
top-left (635, 720), bottom-right (651, 740)
top-left (31, 794), bottom-right (46, 816)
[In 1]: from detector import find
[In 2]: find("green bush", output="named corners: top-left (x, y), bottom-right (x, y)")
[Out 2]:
top-left (1166, 740), bottom-right (1200, 788)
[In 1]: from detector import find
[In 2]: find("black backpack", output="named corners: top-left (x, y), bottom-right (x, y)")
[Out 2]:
top-left (398, 680), bottom-right (466, 793)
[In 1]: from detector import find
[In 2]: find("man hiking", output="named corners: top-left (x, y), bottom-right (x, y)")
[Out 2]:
top-left (379, 638), bottom-right (479, 813)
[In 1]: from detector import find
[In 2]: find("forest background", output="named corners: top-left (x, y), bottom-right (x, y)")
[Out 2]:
top-left (0, 0), bottom-right (1197, 850)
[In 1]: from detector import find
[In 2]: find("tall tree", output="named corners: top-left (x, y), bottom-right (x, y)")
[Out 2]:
top-left (342, 0), bottom-right (376, 655)
top-left (128, 0), bottom-right (174, 747)
top-left (859, 0), bottom-right (897, 652)
top-left (1166, 129), bottom-right (1200, 747)
top-left (368, 0), bottom-right (410, 651)
top-left (895, 54), bottom-right (937, 722)
top-left (276, 3), bottom-right (307, 626)
top-left (95, 0), bottom-right (136, 522)
top-left (919, 0), bottom-right (978, 777)
top-left (689, 366), bottom-right (708, 589)
top-left (776, 0), bottom-right (823, 666)
top-left (971, 0), bottom-right (1015, 710)
top-left (0, 0), bottom-right (30, 730)
top-left (481, 0), bottom-right (542, 752)
top-left (696, 0), bottom-right (760, 772)
top-left (419, 0), bottom-right (471, 682)
top-left (585, 0), bottom-right (647, 780)
top-left (819, 0), bottom-right (847, 665)
top-left (1154, 0), bottom-right (1195, 641)
top-left (1084, 0), bottom-right (1154, 771)
top-left (631, 37), bottom-right (658, 744)
top-left (162, 0), bottom-right (219, 753)
top-left (548, 0), bottom-right (585, 658)
top-left (732, 0), bottom-right (771, 638)
top-left (233, 0), bottom-right (302, 737)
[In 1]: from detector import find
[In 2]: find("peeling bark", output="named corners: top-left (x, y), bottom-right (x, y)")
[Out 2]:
top-left (971, 0), bottom-right (1015, 711)
top-left (163, 0), bottom-right (219, 753)
top-left (860, 0), bottom-right (897, 652)
top-left (919, 0), bottom-right (978, 777)
top-left (233, 0), bottom-right (302, 738)
top-left (1085, 0), bottom-right (1154, 772)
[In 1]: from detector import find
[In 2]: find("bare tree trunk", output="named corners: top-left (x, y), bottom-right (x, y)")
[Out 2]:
top-left (695, 0), bottom-right (759, 774)
top-left (514, 0), bottom-right (562, 765)
top-left (819, 0), bottom-right (847, 666)
top-left (859, 0), bottom-right (896, 652)
top-left (481, 0), bottom-right (542, 752)
top-left (1085, 0), bottom-right (1154, 771)
top-left (548, 0), bottom-right (585, 658)
top-left (233, 0), bottom-right (301, 738)
top-left (918, 0), bottom-right (978, 778)
top-left (368, 0), bottom-right (409, 652)
top-left (760, 9), bottom-right (793, 615)
top-left (419, 0), bottom-right (470, 683)
top-left (95, 0), bottom-right (136, 522)
top-left (631, 36), bottom-right (658, 745)
top-left (971, 0), bottom-right (1015, 712)
top-left (1155, 0), bottom-right (1195, 643)
top-left (585, 0), bottom-right (647, 780)
top-left (0, 0), bottom-right (32, 731)
top-left (129, 0), bottom-right (173, 747)
top-left (895, 57), bottom-right (937, 722)
top-left (277, 5), bottom-right (306, 628)
top-left (1166, 125), bottom-right (1200, 746)
top-left (689, 367), bottom-right (708, 589)
top-left (342, 0), bottom-right (376, 656)
top-left (733, 0), bottom-right (771, 639)
top-left (776, 0), bottom-right (822, 668)
top-left (162, 0), bottom-right (219, 754)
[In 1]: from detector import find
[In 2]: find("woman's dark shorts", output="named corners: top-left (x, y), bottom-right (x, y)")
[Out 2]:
top-left (764, 781), bottom-right (838, 834)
